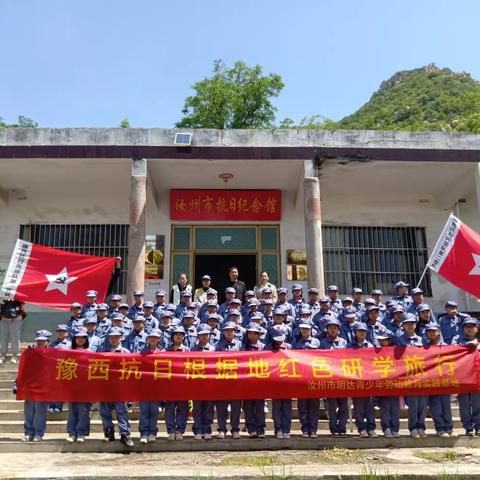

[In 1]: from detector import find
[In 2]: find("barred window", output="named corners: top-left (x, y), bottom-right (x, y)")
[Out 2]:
top-left (19, 224), bottom-right (129, 294)
top-left (323, 226), bottom-right (431, 296)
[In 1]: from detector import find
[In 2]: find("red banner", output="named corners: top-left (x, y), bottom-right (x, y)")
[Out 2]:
top-left (170, 189), bottom-right (281, 221)
top-left (1, 240), bottom-right (116, 310)
top-left (17, 346), bottom-right (480, 402)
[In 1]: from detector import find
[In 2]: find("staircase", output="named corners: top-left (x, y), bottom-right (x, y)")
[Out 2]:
top-left (1, 349), bottom-right (479, 452)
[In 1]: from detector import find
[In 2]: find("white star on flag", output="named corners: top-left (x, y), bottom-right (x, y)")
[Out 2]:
top-left (45, 267), bottom-right (78, 295)
top-left (469, 253), bottom-right (480, 275)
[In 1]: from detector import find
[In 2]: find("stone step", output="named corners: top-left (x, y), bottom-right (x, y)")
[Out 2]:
top-left (0, 395), bottom-right (463, 412)
top-left (0, 398), bottom-right (463, 416)
top-left (0, 369), bottom-right (19, 379)
top-left (0, 389), bottom-right (19, 399)
top-left (0, 380), bottom-right (15, 388)
top-left (0, 431), bottom-right (477, 453)
top-left (0, 416), bottom-right (468, 433)
top-left (0, 400), bottom-right (23, 410)
top-left (0, 406), bottom-right (462, 422)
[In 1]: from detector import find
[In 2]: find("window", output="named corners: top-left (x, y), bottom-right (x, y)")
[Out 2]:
top-left (19, 224), bottom-right (129, 294)
top-left (323, 226), bottom-right (431, 296)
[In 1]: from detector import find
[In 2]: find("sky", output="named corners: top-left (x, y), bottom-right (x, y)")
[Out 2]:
top-left (1, 0), bottom-right (479, 128)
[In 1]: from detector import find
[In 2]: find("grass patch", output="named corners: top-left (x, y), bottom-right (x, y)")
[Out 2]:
top-left (258, 465), bottom-right (294, 480)
top-left (414, 450), bottom-right (461, 463)
top-left (219, 456), bottom-right (280, 467)
top-left (219, 448), bottom-right (366, 466)
top-left (438, 467), bottom-right (461, 480)
top-left (360, 463), bottom-right (397, 480)
top-left (315, 447), bottom-right (366, 463)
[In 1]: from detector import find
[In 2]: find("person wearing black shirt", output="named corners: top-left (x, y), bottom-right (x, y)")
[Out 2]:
top-left (1, 297), bottom-right (26, 364)
top-left (223, 266), bottom-right (246, 304)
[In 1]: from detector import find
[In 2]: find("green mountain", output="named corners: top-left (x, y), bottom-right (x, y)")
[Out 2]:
top-left (337, 64), bottom-right (480, 132)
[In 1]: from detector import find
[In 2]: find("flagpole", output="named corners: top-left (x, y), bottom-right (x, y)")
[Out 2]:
top-left (415, 213), bottom-right (455, 289)
top-left (415, 264), bottom-right (430, 290)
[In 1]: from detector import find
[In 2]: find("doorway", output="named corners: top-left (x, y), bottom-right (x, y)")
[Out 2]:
top-left (194, 254), bottom-right (257, 303)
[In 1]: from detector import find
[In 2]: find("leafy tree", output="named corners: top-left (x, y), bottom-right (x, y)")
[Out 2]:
top-left (176, 60), bottom-right (284, 129)
top-left (279, 114), bottom-right (337, 130)
top-left (17, 115), bottom-right (38, 128)
top-left (0, 115), bottom-right (38, 128)
top-left (119, 118), bottom-right (130, 128)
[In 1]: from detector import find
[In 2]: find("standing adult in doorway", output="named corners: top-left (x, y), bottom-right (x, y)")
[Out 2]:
top-left (194, 275), bottom-right (217, 304)
top-left (224, 266), bottom-right (246, 304)
top-left (254, 272), bottom-right (278, 303)
top-left (170, 273), bottom-right (193, 306)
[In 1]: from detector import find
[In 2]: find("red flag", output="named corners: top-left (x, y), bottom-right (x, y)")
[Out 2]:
top-left (429, 214), bottom-right (480, 299)
top-left (1, 240), bottom-right (116, 310)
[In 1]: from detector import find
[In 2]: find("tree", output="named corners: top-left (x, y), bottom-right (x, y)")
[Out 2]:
top-left (176, 60), bottom-right (284, 129)
top-left (279, 114), bottom-right (337, 130)
top-left (119, 118), bottom-right (130, 128)
top-left (0, 115), bottom-right (38, 128)
top-left (17, 115), bottom-right (38, 128)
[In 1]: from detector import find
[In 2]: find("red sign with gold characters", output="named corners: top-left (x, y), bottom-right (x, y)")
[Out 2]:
top-left (16, 346), bottom-right (480, 402)
top-left (170, 189), bottom-right (281, 221)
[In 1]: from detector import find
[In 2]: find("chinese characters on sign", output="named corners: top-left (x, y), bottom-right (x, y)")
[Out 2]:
top-left (170, 190), bottom-right (281, 221)
top-left (16, 346), bottom-right (480, 402)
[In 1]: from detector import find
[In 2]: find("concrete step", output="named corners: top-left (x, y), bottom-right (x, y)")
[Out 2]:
top-left (0, 395), bottom-right (462, 413)
top-left (0, 380), bottom-right (15, 388)
top-left (0, 401), bottom-right (462, 417)
top-left (0, 406), bottom-right (463, 422)
top-left (0, 416), bottom-right (468, 433)
top-left (0, 370), bottom-right (19, 380)
top-left (0, 430), bottom-right (478, 453)
top-left (0, 389), bottom-right (17, 399)
top-left (0, 400), bottom-right (23, 410)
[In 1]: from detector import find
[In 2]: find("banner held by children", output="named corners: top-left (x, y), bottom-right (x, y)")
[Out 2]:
top-left (16, 345), bottom-right (480, 402)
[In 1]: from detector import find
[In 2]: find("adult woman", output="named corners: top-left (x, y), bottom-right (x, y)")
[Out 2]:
top-left (254, 272), bottom-right (277, 302)
top-left (170, 273), bottom-right (193, 306)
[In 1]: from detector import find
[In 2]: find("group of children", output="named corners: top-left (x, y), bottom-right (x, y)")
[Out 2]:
top-left (13, 279), bottom-right (480, 446)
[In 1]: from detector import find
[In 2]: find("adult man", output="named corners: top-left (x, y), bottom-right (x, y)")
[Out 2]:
top-left (223, 266), bottom-right (246, 304)
top-left (0, 297), bottom-right (26, 364)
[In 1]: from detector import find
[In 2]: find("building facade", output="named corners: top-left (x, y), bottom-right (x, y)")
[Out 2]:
top-left (1, 128), bottom-right (479, 335)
